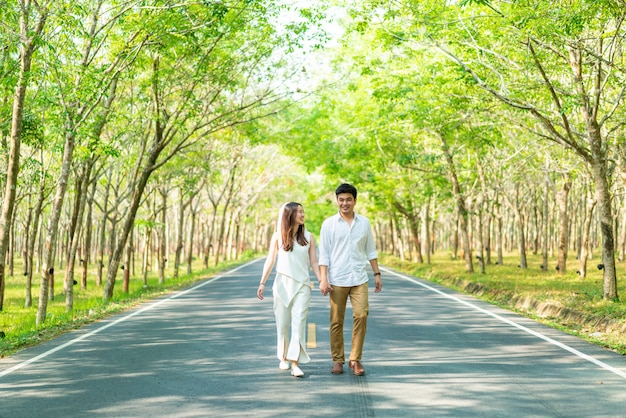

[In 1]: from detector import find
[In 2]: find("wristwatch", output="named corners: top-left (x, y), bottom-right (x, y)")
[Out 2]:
top-left (374, 272), bottom-right (381, 276)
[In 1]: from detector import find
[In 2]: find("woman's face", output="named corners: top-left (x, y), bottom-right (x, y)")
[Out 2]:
top-left (293, 205), bottom-right (305, 226)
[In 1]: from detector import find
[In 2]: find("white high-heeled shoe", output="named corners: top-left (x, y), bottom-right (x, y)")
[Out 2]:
top-left (291, 365), bottom-right (304, 378)
top-left (279, 361), bottom-right (290, 370)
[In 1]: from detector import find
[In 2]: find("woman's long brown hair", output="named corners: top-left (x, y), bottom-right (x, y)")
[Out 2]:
top-left (281, 202), bottom-right (308, 251)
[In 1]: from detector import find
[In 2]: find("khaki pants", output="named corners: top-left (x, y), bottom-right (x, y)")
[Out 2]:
top-left (329, 282), bottom-right (369, 363)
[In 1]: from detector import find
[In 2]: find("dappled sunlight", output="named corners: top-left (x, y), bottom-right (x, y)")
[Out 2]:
top-left (2, 262), bottom-right (626, 417)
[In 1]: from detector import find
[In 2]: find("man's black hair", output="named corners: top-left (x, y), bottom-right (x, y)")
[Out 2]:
top-left (335, 183), bottom-right (357, 199)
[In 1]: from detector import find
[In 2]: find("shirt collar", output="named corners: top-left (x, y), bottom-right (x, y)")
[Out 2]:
top-left (336, 212), bottom-right (357, 223)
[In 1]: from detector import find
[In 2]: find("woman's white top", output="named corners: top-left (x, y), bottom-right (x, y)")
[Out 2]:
top-left (273, 230), bottom-right (311, 307)
top-left (276, 230), bottom-right (311, 284)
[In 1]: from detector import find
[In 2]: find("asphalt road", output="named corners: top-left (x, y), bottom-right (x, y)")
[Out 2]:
top-left (1, 259), bottom-right (625, 417)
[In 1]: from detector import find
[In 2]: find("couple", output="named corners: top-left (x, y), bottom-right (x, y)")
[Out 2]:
top-left (257, 184), bottom-right (383, 378)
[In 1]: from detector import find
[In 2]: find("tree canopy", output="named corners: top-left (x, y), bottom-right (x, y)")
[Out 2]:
top-left (2, 0), bottom-right (626, 331)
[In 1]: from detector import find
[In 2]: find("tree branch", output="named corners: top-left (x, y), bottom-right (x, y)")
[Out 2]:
top-left (527, 38), bottom-right (577, 145)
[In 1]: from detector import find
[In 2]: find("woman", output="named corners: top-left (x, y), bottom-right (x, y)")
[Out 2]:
top-left (258, 202), bottom-right (322, 378)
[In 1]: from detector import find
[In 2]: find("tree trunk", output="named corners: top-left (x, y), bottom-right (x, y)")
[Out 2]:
top-left (123, 228), bottom-right (132, 293)
top-left (592, 158), bottom-right (618, 299)
top-left (142, 225), bottom-right (151, 287)
top-left (387, 216), bottom-right (396, 257)
top-left (25, 166), bottom-right (47, 307)
top-left (440, 134), bottom-right (473, 273)
top-left (513, 184), bottom-right (528, 269)
top-left (203, 220), bottom-right (210, 268)
top-left (8, 209), bottom-right (16, 278)
top-left (494, 194), bottom-right (503, 266)
top-left (421, 201), bottom-right (429, 264)
top-left (158, 187), bottom-right (167, 285)
top-left (485, 210), bottom-right (492, 265)
top-left (476, 197), bottom-right (486, 274)
top-left (620, 203), bottom-right (626, 263)
top-left (186, 203), bottom-right (198, 275)
top-left (233, 218), bottom-right (242, 260)
top-left (103, 160), bottom-right (157, 301)
top-left (64, 175), bottom-right (82, 293)
top-left (65, 163), bottom-right (92, 311)
top-left (24, 204), bottom-right (32, 306)
top-left (541, 176), bottom-right (550, 272)
top-left (394, 201), bottom-right (422, 263)
top-left (532, 200), bottom-right (539, 255)
top-left (556, 178), bottom-right (571, 274)
top-left (214, 167), bottom-right (237, 266)
top-left (452, 216), bottom-right (459, 260)
top-left (476, 160), bottom-right (489, 271)
top-left (568, 43), bottom-right (617, 298)
top-left (393, 213), bottom-right (405, 260)
top-left (225, 212), bottom-right (234, 261)
top-left (104, 56), bottom-right (164, 301)
top-left (82, 178), bottom-right (97, 289)
top-left (578, 196), bottom-right (596, 278)
top-left (97, 178), bottom-right (111, 287)
top-left (0, 2), bottom-right (49, 311)
top-left (37, 130), bottom-right (77, 325)
top-left (174, 192), bottom-right (185, 279)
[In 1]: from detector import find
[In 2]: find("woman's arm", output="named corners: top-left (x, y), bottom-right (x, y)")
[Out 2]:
top-left (308, 235), bottom-right (322, 282)
top-left (257, 232), bottom-right (279, 300)
top-left (310, 235), bottom-right (332, 295)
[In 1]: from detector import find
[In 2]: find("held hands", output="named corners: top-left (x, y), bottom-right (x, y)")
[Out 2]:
top-left (319, 279), bottom-right (332, 296)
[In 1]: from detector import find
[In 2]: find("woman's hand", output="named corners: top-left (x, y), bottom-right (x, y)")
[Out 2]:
top-left (318, 279), bottom-right (332, 296)
top-left (257, 283), bottom-right (265, 300)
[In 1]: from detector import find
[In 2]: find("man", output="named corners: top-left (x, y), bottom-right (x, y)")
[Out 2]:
top-left (318, 183), bottom-right (382, 376)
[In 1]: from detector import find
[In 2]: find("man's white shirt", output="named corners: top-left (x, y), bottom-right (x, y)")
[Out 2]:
top-left (319, 213), bottom-right (377, 287)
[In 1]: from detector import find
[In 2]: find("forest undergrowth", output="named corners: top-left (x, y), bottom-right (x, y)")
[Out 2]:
top-left (380, 253), bottom-right (626, 355)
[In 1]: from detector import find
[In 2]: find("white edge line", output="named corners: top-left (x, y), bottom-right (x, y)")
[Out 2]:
top-left (0, 260), bottom-right (258, 379)
top-left (383, 267), bottom-right (626, 380)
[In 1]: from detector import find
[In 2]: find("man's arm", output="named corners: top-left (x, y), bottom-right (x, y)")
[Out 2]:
top-left (318, 220), bottom-right (332, 296)
top-left (365, 219), bottom-right (381, 293)
top-left (369, 258), bottom-right (382, 293)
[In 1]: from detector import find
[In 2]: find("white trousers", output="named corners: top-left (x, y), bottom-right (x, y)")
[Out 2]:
top-left (273, 274), bottom-right (311, 364)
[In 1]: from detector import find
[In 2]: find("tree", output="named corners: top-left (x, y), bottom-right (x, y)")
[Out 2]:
top-left (37, 0), bottom-right (144, 324)
top-left (0, 1), bottom-right (51, 311)
top-left (103, 0), bottom-right (316, 300)
top-left (357, 0), bottom-right (626, 300)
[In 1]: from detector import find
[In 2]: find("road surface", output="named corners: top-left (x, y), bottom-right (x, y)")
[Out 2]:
top-left (1, 259), bottom-right (625, 417)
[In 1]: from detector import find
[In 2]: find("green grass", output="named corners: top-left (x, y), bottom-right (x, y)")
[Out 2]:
top-left (380, 252), bottom-right (626, 354)
top-left (0, 254), bottom-right (257, 357)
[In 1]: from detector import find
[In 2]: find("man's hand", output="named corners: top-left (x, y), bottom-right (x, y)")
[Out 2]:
top-left (319, 279), bottom-right (333, 296)
top-left (374, 275), bottom-right (382, 293)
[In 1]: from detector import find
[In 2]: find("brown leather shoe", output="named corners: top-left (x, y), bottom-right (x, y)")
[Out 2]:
top-left (331, 362), bottom-right (343, 374)
top-left (349, 360), bottom-right (365, 376)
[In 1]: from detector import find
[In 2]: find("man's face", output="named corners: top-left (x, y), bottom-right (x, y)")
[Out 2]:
top-left (336, 193), bottom-right (356, 216)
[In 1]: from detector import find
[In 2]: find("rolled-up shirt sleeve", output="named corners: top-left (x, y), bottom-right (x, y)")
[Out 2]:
top-left (364, 219), bottom-right (377, 261)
